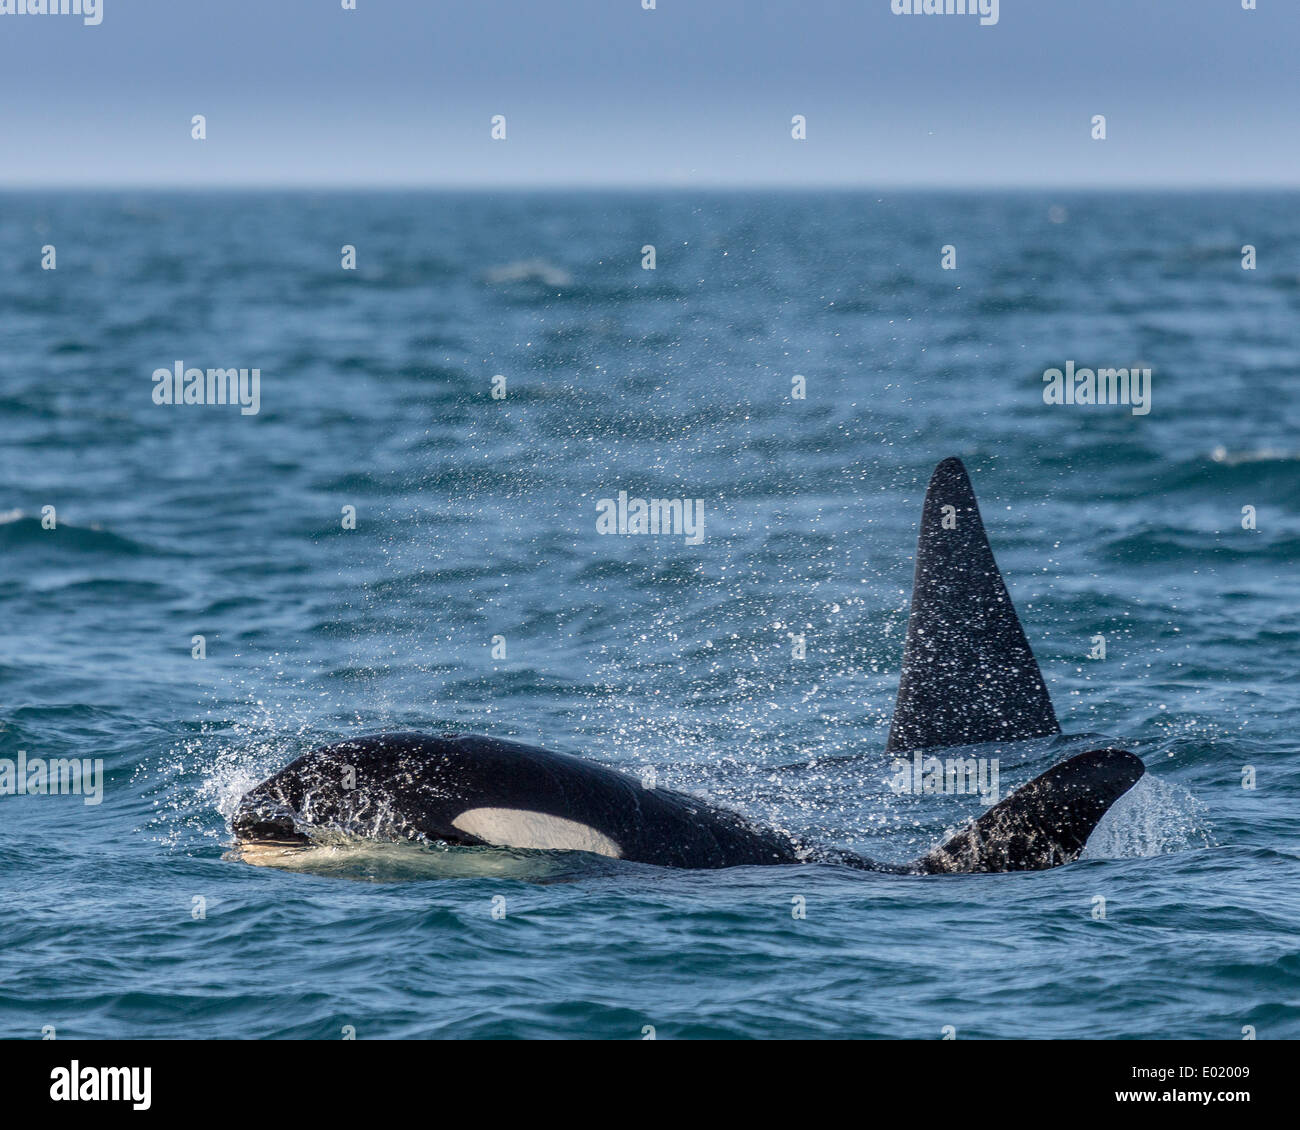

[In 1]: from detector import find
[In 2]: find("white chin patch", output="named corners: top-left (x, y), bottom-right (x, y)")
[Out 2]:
top-left (451, 807), bottom-right (623, 859)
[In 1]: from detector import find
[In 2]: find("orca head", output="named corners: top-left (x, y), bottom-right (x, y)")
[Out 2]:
top-left (232, 755), bottom-right (324, 846)
top-left (232, 732), bottom-right (636, 860)
top-left (231, 732), bottom-right (473, 847)
top-left (231, 799), bottom-right (311, 846)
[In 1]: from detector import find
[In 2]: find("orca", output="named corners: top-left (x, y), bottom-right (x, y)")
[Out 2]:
top-left (232, 457), bottom-right (1145, 873)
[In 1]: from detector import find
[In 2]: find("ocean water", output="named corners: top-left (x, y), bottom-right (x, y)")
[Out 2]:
top-left (2, 190), bottom-right (1298, 1040)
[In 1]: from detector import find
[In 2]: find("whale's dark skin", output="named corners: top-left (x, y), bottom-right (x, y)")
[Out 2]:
top-left (232, 732), bottom-right (1144, 873)
top-left (233, 458), bottom-right (1148, 874)
top-left (234, 731), bottom-right (809, 870)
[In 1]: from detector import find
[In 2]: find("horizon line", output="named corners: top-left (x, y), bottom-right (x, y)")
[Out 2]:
top-left (2, 181), bottom-right (1299, 193)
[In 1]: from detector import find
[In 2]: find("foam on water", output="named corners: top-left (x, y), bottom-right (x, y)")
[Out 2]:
top-left (1082, 773), bottom-right (1215, 860)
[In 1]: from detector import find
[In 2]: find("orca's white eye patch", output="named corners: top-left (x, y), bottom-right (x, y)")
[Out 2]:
top-left (451, 808), bottom-right (622, 859)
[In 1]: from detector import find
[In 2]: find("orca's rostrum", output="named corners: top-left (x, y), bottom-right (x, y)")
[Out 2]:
top-left (233, 458), bottom-right (1144, 874)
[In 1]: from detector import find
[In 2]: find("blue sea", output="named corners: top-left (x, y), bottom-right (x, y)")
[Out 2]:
top-left (2, 190), bottom-right (1298, 1040)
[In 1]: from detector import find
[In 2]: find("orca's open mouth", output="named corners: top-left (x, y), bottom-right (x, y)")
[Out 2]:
top-left (231, 803), bottom-right (311, 846)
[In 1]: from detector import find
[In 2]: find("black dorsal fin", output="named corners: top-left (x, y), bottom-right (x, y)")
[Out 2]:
top-left (885, 457), bottom-right (1060, 754)
top-left (919, 749), bottom-right (1144, 873)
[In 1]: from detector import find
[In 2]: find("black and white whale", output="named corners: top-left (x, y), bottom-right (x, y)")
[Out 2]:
top-left (232, 458), bottom-right (1145, 873)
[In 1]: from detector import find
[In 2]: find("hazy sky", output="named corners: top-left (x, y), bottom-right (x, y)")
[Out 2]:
top-left (1, 0), bottom-right (1296, 187)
